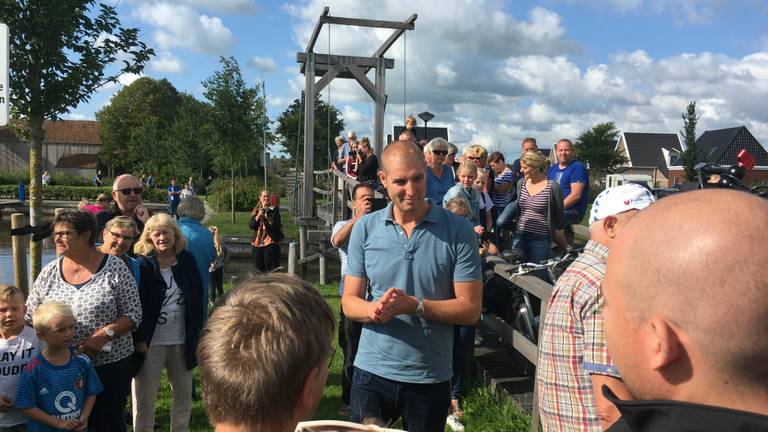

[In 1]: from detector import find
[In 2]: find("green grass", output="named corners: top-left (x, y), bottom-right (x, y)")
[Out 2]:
top-left (148, 282), bottom-right (530, 431)
top-left (205, 209), bottom-right (298, 239)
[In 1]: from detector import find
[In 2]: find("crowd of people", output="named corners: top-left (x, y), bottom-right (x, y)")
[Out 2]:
top-left (2, 130), bottom-right (767, 432)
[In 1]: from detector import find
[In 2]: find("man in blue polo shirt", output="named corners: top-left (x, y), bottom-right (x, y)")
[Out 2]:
top-left (167, 178), bottom-right (182, 219)
top-left (342, 141), bottom-right (482, 432)
top-left (548, 138), bottom-right (589, 226)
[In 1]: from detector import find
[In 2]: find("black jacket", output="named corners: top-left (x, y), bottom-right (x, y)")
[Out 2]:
top-left (135, 250), bottom-right (205, 370)
top-left (249, 207), bottom-right (284, 245)
top-left (604, 386), bottom-right (768, 432)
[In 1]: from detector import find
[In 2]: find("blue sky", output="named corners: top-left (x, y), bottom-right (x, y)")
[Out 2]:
top-left (66, 0), bottom-right (768, 159)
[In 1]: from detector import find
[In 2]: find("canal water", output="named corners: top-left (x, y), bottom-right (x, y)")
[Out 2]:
top-left (0, 219), bottom-right (339, 287)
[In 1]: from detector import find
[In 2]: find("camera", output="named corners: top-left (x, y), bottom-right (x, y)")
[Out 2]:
top-left (265, 207), bottom-right (275, 218)
top-left (348, 150), bottom-right (357, 157)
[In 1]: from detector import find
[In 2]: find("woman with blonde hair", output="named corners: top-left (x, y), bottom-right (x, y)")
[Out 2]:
top-left (133, 213), bottom-right (205, 432)
top-left (504, 150), bottom-right (563, 280)
top-left (249, 189), bottom-right (283, 272)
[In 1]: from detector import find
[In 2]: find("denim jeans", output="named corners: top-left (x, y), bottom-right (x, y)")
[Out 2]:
top-left (451, 325), bottom-right (474, 401)
top-left (511, 231), bottom-right (553, 283)
top-left (563, 208), bottom-right (582, 226)
top-left (351, 367), bottom-right (450, 432)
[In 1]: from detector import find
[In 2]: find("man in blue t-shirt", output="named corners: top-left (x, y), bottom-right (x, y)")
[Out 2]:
top-left (342, 141), bottom-right (482, 431)
top-left (167, 178), bottom-right (182, 219)
top-left (547, 138), bottom-right (589, 226)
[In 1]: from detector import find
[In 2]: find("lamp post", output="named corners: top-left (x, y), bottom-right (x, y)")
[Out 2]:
top-left (418, 111), bottom-right (434, 142)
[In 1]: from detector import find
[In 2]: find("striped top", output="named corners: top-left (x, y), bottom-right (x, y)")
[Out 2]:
top-left (516, 179), bottom-right (551, 236)
top-left (491, 168), bottom-right (514, 208)
top-left (537, 240), bottom-right (619, 431)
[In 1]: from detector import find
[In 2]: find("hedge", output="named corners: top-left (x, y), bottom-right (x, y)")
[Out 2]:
top-left (0, 185), bottom-right (167, 203)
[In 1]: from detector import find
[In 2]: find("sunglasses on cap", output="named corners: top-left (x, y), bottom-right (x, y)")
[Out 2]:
top-left (117, 188), bottom-right (143, 196)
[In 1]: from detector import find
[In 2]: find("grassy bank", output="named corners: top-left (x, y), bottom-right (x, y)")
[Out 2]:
top-left (205, 209), bottom-right (298, 239)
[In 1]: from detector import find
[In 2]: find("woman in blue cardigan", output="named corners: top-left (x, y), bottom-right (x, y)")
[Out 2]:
top-left (133, 213), bottom-right (205, 432)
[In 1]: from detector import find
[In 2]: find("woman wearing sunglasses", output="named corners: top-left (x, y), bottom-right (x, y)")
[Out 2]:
top-left (425, 137), bottom-right (456, 205)
top-left (26, 209), bottom-right (143, 432)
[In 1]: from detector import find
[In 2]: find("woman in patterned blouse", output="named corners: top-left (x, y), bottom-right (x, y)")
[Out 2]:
top-left (26, 209), bottom-right (142, 432)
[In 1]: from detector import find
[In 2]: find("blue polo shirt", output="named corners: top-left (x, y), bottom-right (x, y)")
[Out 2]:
top-left (346, 200), bottom-right (481, 383)
top-left (547, 160), bottom-right (590, 218)
top-left (178, 217), bottom-right (216, 315)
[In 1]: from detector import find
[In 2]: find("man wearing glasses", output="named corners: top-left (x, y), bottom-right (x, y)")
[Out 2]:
top-left (97, 174), bottom-right (151, 237)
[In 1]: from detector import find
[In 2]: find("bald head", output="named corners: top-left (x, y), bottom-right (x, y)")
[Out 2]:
top-left (607, 189), bottom-right (768, 385)
top-left (113, 174), bottom-right (140, 191)
top-left (381, 140), bottom-right (425, 174)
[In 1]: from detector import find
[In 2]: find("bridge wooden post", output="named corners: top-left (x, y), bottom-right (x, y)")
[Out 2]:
top-left (11, 213), bottom-right (29, 296)
top-left (288, 242), bottom-right (297, 275)
top-left (299, 225), bottom-right (308, 273)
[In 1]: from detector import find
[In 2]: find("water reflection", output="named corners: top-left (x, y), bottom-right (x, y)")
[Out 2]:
top-left (0, 220), bottom-right (337, 286)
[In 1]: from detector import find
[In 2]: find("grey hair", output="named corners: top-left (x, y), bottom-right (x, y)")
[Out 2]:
top-left (427, 137), bottom-right (448, 152)
top-left (178, 197), bottom-right (206, 221)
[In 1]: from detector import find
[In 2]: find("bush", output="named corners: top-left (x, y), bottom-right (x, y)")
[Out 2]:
top-left (208, 177), bottom-right (266, 212)
top-left (0, 185), bottom-right (167, 203)
top-left (0, 170), bottom-right (29, 185)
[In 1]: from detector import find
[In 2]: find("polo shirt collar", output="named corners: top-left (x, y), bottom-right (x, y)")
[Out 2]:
top-left (602, 386), bottom-right (768, 432)
top-left (383, 199), bottom-right (441, 225)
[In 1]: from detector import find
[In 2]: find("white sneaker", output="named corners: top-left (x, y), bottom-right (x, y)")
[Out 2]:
top-left (446, 414), bottom-right (465, 432)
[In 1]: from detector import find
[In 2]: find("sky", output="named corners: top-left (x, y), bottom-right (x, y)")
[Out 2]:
top-left (64, 0), bottom-right (768, 159)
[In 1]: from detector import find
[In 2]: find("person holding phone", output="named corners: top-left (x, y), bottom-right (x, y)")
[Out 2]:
top-left (249, 190), bottom-right (284, 273)
top-left (97, 174), bottom-right (151, 238)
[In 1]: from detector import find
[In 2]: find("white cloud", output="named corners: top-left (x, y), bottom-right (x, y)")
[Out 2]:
top-left (180, 0), bottom-right (258, 14)
top-left (133, 3), bottom-right (236, 54)
top-left (249, 56), bottom-right (278, 73)
top-left (281, 0), bottom-right (767, 158)
top-left (118, 73), bottom-right (142, 86)
top-left (149, 51), bottom-right (184, 74)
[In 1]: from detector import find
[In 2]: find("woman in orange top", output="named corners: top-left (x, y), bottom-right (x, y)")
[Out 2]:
top-left (249, 189), bottom-right (284, 272)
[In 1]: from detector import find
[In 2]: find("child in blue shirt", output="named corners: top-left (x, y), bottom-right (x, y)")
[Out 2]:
top-left (15, 302), bottom-right (102, 431)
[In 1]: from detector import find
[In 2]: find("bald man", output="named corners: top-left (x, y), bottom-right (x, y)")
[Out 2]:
top-left (97, 174), bottom-right (151, 235)
top-left (602, 189), bottom-right (768, 431)
top-left (342, 141), bottom-right (482, 431)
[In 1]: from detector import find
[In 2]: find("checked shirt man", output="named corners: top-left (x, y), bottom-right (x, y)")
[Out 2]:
top-left (342, 141), bottom-right (482, 432)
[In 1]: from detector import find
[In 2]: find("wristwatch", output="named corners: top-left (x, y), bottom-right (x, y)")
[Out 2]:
top-left (412, 297), bottom-right (425, 318)
top-left (104, 328), bottom-right (115, 340)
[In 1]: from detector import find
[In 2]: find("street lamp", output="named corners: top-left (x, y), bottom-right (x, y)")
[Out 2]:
top-left (418, 111), bottom-right (434, 142)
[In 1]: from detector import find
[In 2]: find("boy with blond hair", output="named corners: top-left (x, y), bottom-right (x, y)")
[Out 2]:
top-left (0, 285), bottom-right (40, 432)
top-left (15, 302), bottom-right (102, 431)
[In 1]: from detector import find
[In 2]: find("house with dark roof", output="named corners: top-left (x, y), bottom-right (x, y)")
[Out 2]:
top-left (613, 131), bottom-right (683, 187)
top-left (0, 120), bottom-right (101, 178)
top-left (668, 126), bottom-right (768, 186)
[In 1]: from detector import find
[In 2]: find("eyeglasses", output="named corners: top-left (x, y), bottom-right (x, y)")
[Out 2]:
top-left (117, 188), bottom-right (143, 196)
top-left (108, 230), bottom-right (136, 242)
top-left (53, 230), bottom-right (76, 239)
top-left (432, 150), bottom-right (448, 156)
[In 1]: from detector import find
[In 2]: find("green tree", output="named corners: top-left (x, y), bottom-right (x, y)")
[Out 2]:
top-left (97, 77), bottom-right (182, 176)
top-left (0, 0), bottom-right (153, 280)
top-left (164, 94), bottom-right (217, 180)
top-left (574, 121), bottom-right (627, 182)
top-left (680, 101), bottom-right (701, 181)
top-left (202, 57), bottom-right (270, 222)
top-left (276, 97), bottom-right (344, 170)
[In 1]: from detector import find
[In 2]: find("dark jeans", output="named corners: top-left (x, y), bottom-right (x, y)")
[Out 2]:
top-left (351, 367), bottom-right (450, 432)
top-left (89, 356), bottom-right (132, 432)
top-left (209, 267), bottom-right (224, 302)
top-left (168, 201), bottom-right (179, 219)
top-left (451, 325), bottom-right (474, 401)
top-left (563, 208), bottom-right (583, 226)
top-left (251, 243), bottom-right (281, 272)
top-left (339, 307), bottom-right (363, 405)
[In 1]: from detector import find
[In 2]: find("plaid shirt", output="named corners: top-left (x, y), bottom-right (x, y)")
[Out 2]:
top-left (537, 240), bottom-right (620, 432)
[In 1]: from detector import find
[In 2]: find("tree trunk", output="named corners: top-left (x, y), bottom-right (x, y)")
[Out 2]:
top-left (28, 113), bottom-right (44, 281)
top-left (230, 164), bottom-right (235, 224)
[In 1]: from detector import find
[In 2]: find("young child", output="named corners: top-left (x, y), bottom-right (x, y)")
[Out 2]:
top-left (0, 285), bottom-right (41, 432)
top-left (443, 160), bottom-right (482, 233)
top-left (474, 170), bottom-right (495, 233)
top-left (15, 302), bottom-right (102, 431)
